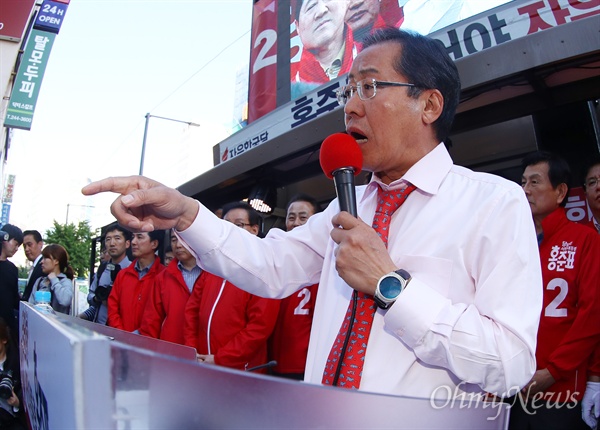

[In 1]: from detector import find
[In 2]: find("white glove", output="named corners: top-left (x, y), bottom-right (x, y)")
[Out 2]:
top-left (582, 381), bottom-right (600, 429)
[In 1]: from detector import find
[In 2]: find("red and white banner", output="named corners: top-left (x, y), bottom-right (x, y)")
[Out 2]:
top-left (248, 0), bottom-right (278, 123)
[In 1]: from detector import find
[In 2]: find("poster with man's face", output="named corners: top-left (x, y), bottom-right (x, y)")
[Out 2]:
top-left (290, 0), bottom-right (510, 93)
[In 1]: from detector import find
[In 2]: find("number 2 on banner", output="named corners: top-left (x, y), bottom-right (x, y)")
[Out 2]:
top-left (544, 278), bottom-right (568, 317)
top-left (253, 29), bottom-right (277, 74)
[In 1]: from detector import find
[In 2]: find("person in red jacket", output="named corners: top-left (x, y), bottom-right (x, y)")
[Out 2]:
top-left (183, 202), bottom-right (280, 372)
top-left (511, 151), bottom-right (600, 430)
top-left (269, 194), bottom-right (320, 380)
top-left (139, 230), bottom-right (202, 345)
top-left (108, 230), bottom-right (165, 332)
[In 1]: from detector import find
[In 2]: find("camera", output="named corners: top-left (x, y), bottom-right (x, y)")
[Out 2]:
top-left (93, 263), bottom-right (121, 303)
top-left (0, 370), bottom-right (14, 400)
top-left (94, 285), bottom-right (111, 302)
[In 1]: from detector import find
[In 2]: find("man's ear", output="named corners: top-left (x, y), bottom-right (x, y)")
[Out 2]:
top-left (422, 89), bottom-right (444, 125)
top-left (556, 183), bottom-right (569, 206)
top-left (250, 225), bottom-right (260, 236)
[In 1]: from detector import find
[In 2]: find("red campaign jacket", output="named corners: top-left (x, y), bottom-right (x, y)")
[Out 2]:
top-left (183, 271), bottom-right (280, 372)
top-left (291, 25), bottom-right (357, 84)
top-left (139, 260), bottom-right (200, 345)
top-left (268, 284), bottom-right (318, 374)
top-left (108, 256), bottom-right (165, 332)
top-left (537, 208), bottom-right (600, 401)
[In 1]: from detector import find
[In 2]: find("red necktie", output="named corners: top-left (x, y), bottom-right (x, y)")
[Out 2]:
top-left (322, 184), bottom-right (417, 389)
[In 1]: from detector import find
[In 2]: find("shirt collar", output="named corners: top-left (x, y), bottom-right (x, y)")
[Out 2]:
top-left (361, 143), bottom-right (452, 201)
top-left (593, 216), bottom-right (600, 234)
top-left (177, 260), bottom-right (200, 273)
top-left (33, 254), bottom-right (43, 266)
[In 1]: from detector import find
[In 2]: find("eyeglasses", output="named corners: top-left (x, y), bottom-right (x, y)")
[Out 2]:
top-left (585, 176), bottom-right (600, 188)
top-left (336, 78), bottom-right (417, 106)
top-left (233, 222), bottom-right (253, 229)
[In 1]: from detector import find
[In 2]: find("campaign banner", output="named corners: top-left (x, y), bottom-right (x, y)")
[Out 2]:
top-left (0, 0), bottom-right (37, 42)
top-left (430, 0), bottom-right (600, 61)
top-left (248, 0), bottom-right (278, 123)
top-left (4, 29), bottom-right (57, 130)
top-left (565, 186), bottom-right (596, 228)
top-left (241, 0), bottom-right (600, 161)
top-left (34, 0), bottom-right (70, 34)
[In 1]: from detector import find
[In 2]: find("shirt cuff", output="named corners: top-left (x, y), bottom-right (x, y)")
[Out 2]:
top-left (384, 277), bottom-right (449, 347)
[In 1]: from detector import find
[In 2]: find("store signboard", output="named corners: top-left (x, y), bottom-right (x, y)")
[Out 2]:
top-left (34, 0), bottom-right (70, 34)
top-left (4, 29), bottom-right (57, 130)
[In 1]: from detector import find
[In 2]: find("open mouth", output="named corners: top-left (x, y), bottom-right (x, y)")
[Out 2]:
top-left (350, 131), bottom-right (368, 144)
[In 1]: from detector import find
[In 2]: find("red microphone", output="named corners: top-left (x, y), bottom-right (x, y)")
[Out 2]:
top-left (319, 133), bottom-right (363, 217)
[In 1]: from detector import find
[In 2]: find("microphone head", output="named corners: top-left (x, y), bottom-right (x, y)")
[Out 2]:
top-left (319, 133), bottom-right (363, 179)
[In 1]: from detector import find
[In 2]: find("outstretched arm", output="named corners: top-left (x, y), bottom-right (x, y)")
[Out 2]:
top-left (82, 176), bottom-right (199, 232)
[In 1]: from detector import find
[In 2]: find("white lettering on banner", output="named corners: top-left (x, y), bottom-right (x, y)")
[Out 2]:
top-left (17, 35), bottom-right (50, 98)
top-left (565, 195), bottom-right (587, 222)
top-left (253, 29), bottom-right (277, 74)
top-left (432, 0), bottom-right (600, 61)
top-left (547, 241), bottom-right (576, 272)
top-left (38, 15), bottom-right (62, 25)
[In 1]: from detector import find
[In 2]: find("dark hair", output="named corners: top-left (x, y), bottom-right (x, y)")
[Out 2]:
top-left (1, 224), bottom-right (23, 245)
top-left (148, 230), bottom-right (165, 252)
top-left (105, 222), bottom-right (132, 242)
top-left (582, 156), bottom-right (600, 188)
top-left (0, 317), bottom-right (11, 344)
top-left (362, 28), bottom-right (461, 143)
top-left (286, 193), bottom-right (321, 214)
top-left (293, 0), bottom-right (304, 22)
top-left (42, 244), bottom-right (75, 280)
top-left (521, 151), bottom-right (571, 207)
top-left (222, 201), bottom-right (262, 227)
top-left (23, 229), bottom-right (43, 243)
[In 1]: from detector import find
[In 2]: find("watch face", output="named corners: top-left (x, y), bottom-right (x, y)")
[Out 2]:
top-left (380, 276), bottom-right (403, 299)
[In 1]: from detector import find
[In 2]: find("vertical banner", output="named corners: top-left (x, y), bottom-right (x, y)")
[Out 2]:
top-left (1, 204), bottom-right (10, 226)
top-left (4, 0), bottom-right (70, 130)
top-left (1, 174), bottom-right (15, 226)
top-left (247, 0), bottom-right (278, 124)
top-left (4, 29), bottom-right (56, 130)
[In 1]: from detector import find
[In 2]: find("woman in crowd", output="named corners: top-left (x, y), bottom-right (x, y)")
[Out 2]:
top-left (28, 244), bottom-right (74, 314)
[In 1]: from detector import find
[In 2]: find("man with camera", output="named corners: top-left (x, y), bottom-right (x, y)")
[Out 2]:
top-left (81, 223), bottom-right (132, 324)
